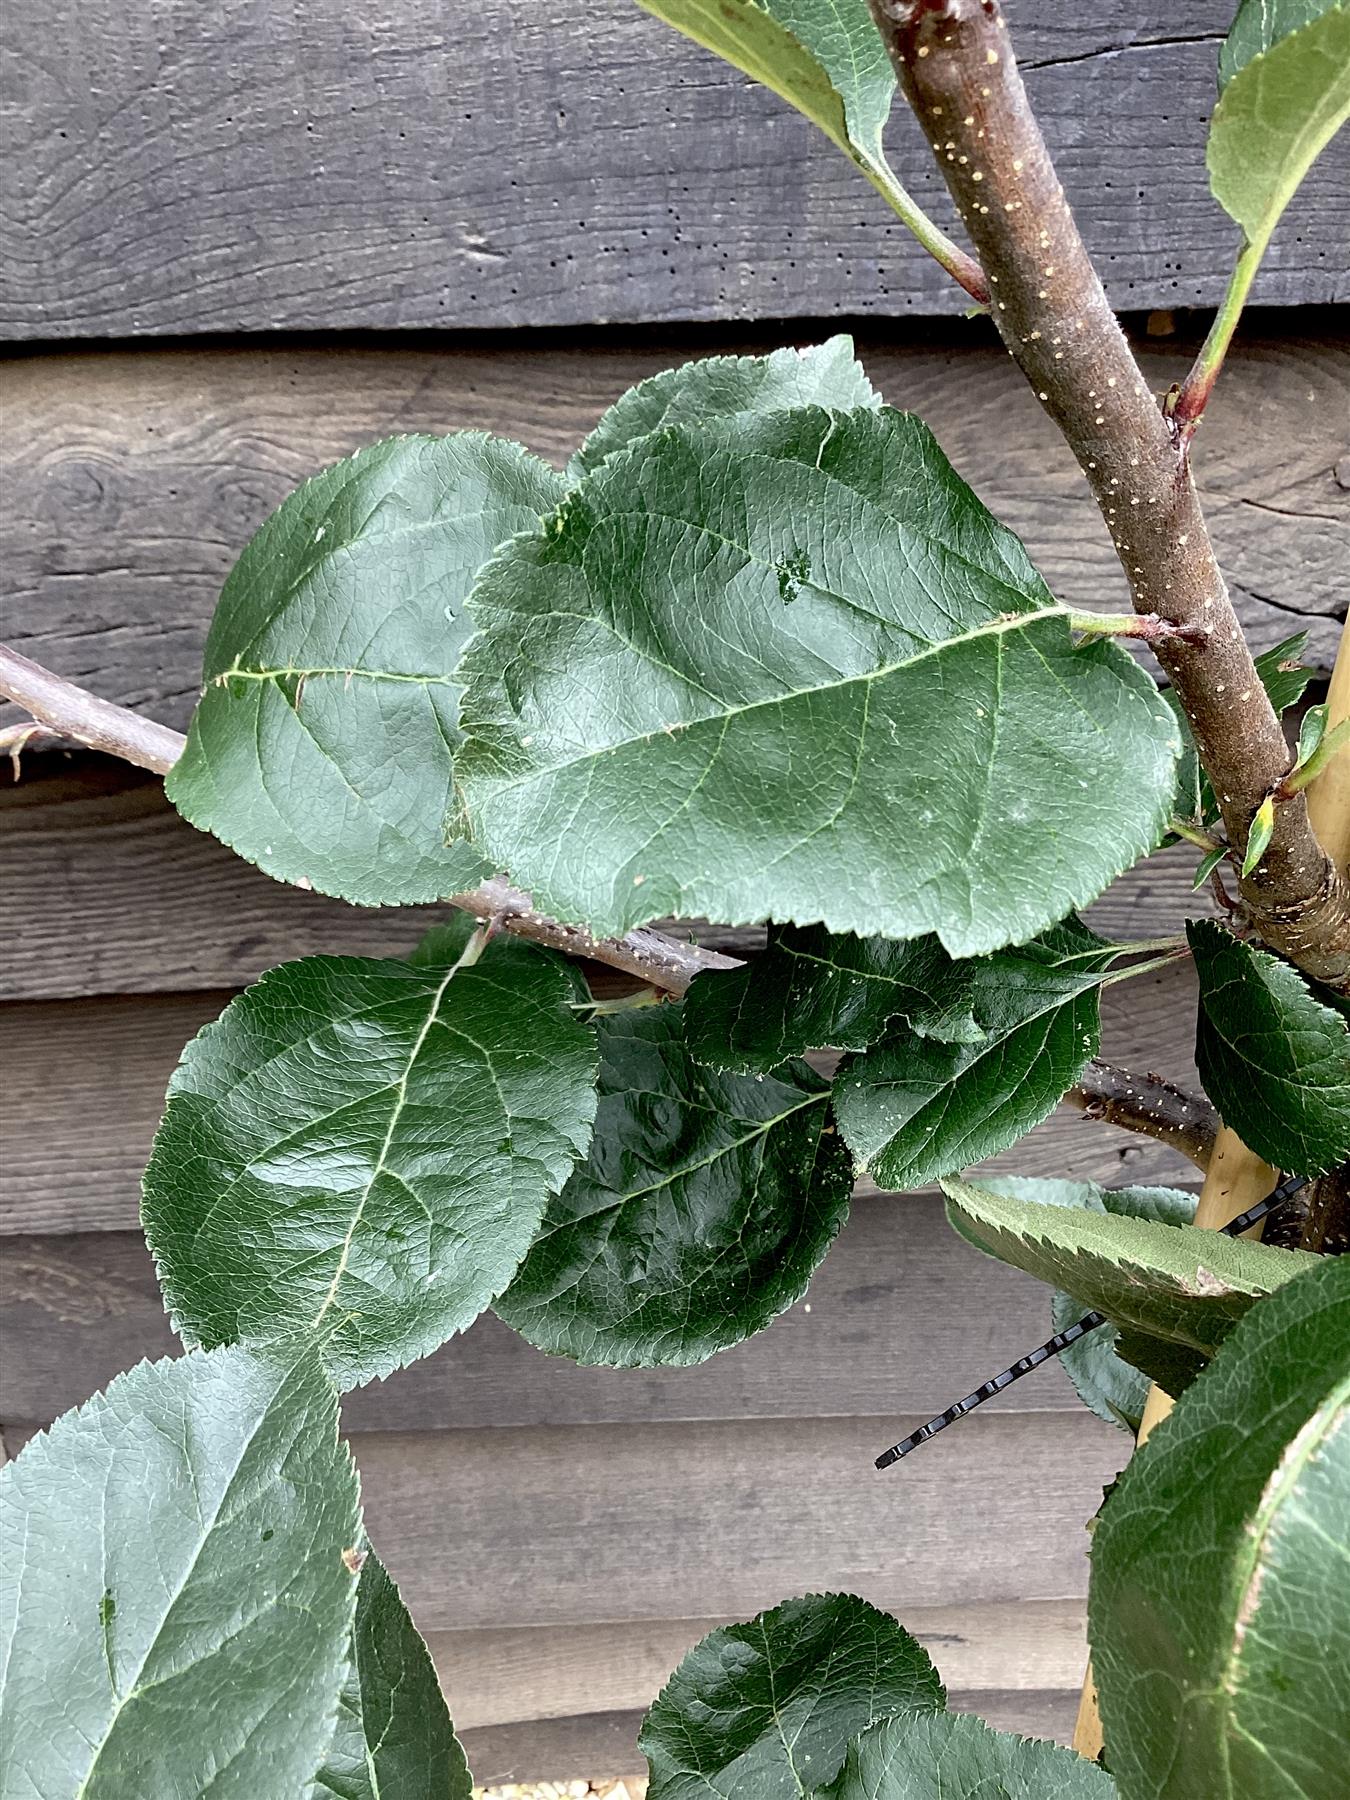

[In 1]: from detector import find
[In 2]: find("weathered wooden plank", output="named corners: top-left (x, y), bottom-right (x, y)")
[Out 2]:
top-left (354, 1411), bottom-right (1120, 1630)
top-left (0, 759), bottom-right (1218, 1005)
top-left (0, 945), bottom-right (1200, 1235)
top-left (428, 1599), bottom-right (1087, 1731)
top-left (459, 1692), bottom-right (1083, 1783)
top-left (0, 761), bottom-right (765, 1004)
top-left (3, 331), bottom-right (1344, 735)
top-left (0, 1410), bottom-right (1122, 1624)
top-left (1, 0), bottom-right (1345, 337)
top-left (0, 1184), bottom-right (1157, 1427)
top-left (455, 1691), bottom-right (1081, 1784)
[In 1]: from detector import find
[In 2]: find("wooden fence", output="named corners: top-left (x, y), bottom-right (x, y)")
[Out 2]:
top-left (1, 0), bottom-right (1346, 1781)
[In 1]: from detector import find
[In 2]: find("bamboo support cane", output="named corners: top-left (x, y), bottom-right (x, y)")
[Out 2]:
top-left (1073, 616), bottom-right (1350, 1761)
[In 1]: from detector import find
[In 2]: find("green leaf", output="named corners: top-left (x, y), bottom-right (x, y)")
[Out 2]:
top-left (942, 1172), bottom-right (1318, 1359)
top-left (639, 1593), bottom-right (945, 1800)
top-left (495, 1005), bottom-right (853, 1366)
top-left (1190, 917), bottom-right (1350, 1174)
top-left (684, 924), bottom-right (984, 1075)
top-left (1191, 844), bottom-right (1228, 891)
top-left (1091, 1254), bottom-right (1350, 1800)
top-left (1221, 0), bottom-right (1342, 83)
top-left (1209, 1), bottom-right (1350, 256)
top-left (573, 337), bottom-right (879, 479)
top-left (832, 921), bottom-right (1117, 1191)
top-left (1112, 1327), bottom-right (1212, 1401)
top-left (1036, 1181), bottom-right (1199, 1432)
top-left (167, 433), bottom-right (565, 905)
top-left (634, 0), bottom-right (896, 186)
top-left (0, 1342), bottom-right (360, 1799)
top-left (1295, 699), bottom-right (1329, 769)
top-left (312, 1552), bottom-right (472, 1800)
top-left (1254, 629), bottom-right (1315, 716)
top-left (816, 1709), bottom-right (1117, 1798)
top-left (142, 923), bottom-right (599, 1389)
top-left (1240, 793), bottom-right (1275, 876)
top-left (455, 407), bottom-right (1178, 955)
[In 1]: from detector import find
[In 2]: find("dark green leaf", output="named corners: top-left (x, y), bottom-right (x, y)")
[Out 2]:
top-left (1190, 917), bottom-right (1350, 1174)
top-left (1038, 1181), bottom-right (1199, 1431)
top-left (639, 1593), bottom-right (944, 1800)
top-left (312, 1552), bottom-right (472, 1800)
top-left (0, 1343), bottom-right (360, 1799)
top-left (817, 1709), bottom-right (1117, 1798)
top-left (1091, 1254), bottom-right (1350, 1800)
top-left (455, 407), bottom-right (1178, 954)
top-left (1210, 0), bottom-right (1350, 254)
top-left (495, 1005), bottom-right (853, 1365)
top-left (1191, 844), bottom-right (1228, 890)
top-left (1112, 1327), bottom-right (1211, 1401)
top-left (942, 1172), bottom-right (1317, 1358)
top-left (573, 337), bottom-right (878, 478)
top-left (684, 924), bottom-right (983, 1075)
top-left (167, 433), bottom-right (564, 905)
top-left (143, 924), bottom-right (598, 1389)
top-left (1253, 629), bottom-right (1315, 716)
top-left (832, 921), bottom-right (1117, 1191)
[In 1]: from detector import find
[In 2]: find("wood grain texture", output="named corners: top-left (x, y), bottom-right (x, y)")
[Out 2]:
top-left (459, 1616), bottom-right (1081, 1736)
top-left (0, 761), bottom-right (768, 1004)
top-left (0, 1186), bottom-right (1163, 1427)
top-left (0, 726), bottom-right (1229, 1006)
top-left (455, 1691), bottom-right (1082, 1784)
top-left (0, 946), bottom-right (1200, 1236)
top-left (429, 1600), bottom-right (1087, 1730)
top-left (3, 329), bottom-right (1344, 737)
top-left (0, 1411), bottom-right (1121, 1627)
top-left (1, 1), bottom-right (1345, 337)
top-left (350, 1410), bottom-right (1121, 1631)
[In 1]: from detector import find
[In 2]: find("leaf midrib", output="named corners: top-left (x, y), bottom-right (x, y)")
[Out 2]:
top-left (308, 956), bottom-right (464, 1332)
top-left (73, 1351), bottom-right (316, 1797)
top-left (478, 604), bottom-right (1069, 793)
top-left (535, 1085), bottom-right (825, 1243)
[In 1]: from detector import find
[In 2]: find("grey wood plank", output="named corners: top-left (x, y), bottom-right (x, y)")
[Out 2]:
top-left (1, 1), bottom-right (1344, 337)
top-left (353, 1410), bottom-right (1122, 1630)
top-left (0, 946), bottom-right (1200, 1235)
top-left (0, 1410), bottom-right (1122, 1626)
top-left (0, 731), bottom-right (1223, 1007)
top-left (426, 1599), bottom-right (1088, 1730)
top-left (0, 761), bottom-right (761, 1004)
top-left (3, 329), bottom-right (1344, 736)
top-left (0, 1187), bottom-right (1156, 1427)
top-left (456, 1692), bottom-right (1082, 1784)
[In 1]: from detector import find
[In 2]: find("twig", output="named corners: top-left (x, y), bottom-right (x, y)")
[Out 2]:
top-left (1064, 1061), bottom-right (1218, 1171)
top-left (447, 875), bottom-right (740, 994)
top-left (0, 644), bottom-right (186, 776)
top-left (0, 641), bottom-right (741, 998)
top-left (869, 0), bottom-right (1350, 993)
top-left (0, 720), bottom-right (89, 776)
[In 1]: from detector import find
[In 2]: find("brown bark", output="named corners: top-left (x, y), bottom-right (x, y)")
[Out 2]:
top-left (1064, 1061), bottom-right (1218, 1171)
top-left (0, 641), bottom-right (737, 997)
top-left (869, 0), bottom-right (1350, 991)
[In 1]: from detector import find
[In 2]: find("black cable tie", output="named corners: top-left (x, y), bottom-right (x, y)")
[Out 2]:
top-left (875, 1172), bottom-right (1307, 1470)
